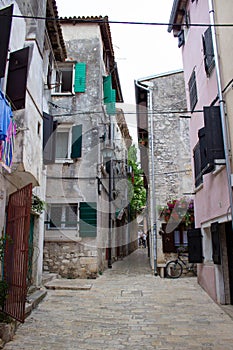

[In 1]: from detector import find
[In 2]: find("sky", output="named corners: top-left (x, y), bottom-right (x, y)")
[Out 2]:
top-left (56, 0), bottom-right (183, 141)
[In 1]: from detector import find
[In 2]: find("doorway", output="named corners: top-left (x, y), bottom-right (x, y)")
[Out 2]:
top-left (226, 221), bottom-right (233, 304)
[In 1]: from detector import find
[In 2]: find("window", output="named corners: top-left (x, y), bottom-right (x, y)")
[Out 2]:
top-left (162, 224), bottom-right (189, 253)
top-left (202, 26), bottom-right (215, 76)
top-left (55, 124), bottom-right (82, 161)
top-left (55, 127), bottom-right (71, 159)
top-left (53, 62), bottom-right (86, 94)
top-left (54, 63), bottom-right (75, 94)
top-left (188, 70), bottom-right (197, 112)
top-left (174, 230), bottom-right (188, 247)
top-left (48, 204), bottom-right (78, 229)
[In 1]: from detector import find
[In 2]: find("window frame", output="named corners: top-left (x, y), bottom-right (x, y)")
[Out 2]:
top-left (162, 223), bottom-right (189, 253)
top-left (47, 203), bottom-right (78, 230)
top-left (52, 62), bottom-right (76, 95)
top-left (55, 124), bottom-right (73, 162)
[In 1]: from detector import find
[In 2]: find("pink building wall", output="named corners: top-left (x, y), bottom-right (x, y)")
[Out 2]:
top-left (181, 1), bottom-right (230, 228)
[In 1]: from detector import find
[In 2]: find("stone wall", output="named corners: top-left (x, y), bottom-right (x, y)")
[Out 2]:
top-left (147, 71), bottom-right (192, 207)
top-left (43, 242), bottom-right (100, 279)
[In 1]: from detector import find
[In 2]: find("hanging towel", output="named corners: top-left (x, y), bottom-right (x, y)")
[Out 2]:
top-left (0, 90), bottom-right (13, 141)
top-left (0, 118), bottom-right (16, 172)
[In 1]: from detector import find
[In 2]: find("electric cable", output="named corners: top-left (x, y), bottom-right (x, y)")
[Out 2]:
top-left (1, 12), bottom-right (233, 27)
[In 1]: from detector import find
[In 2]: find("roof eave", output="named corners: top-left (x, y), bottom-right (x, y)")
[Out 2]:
top-left (168, 0), bottom-right (188, 35)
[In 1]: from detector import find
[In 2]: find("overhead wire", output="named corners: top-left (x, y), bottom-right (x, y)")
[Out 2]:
top-left (1, 13), bottom-right (233, 27)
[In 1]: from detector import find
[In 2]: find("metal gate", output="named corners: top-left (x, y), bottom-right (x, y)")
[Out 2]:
top-left (4, 183), bottom-right (32, 323)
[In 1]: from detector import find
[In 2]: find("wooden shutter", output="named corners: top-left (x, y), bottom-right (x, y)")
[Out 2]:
top-left (193, 142), bottom-right (203, 187)
top-left (198, 127), bottom-right (214, 174)
top-left (43, 112), bottom-right (57, 164)
top-left (103, 76), bottom-right (116, 115)
top-left (188, 70), bottom-right (197, 112)
top-left (106, 89), bottom-right (116, 115)
top-left (74, 63), bottom-right (86, 93)
top-left (187, 228), bottom-right (203, 263)
top-left (178, 30), bottom-right (185, 48)
top-left (103, 76), bottom-right (112, 103)
top-left (0, 4), bottom-right (13, 78)
top-left (211, 222), bottom-right (221, 264)
top-left (71, 125), bottom-right (82, 159)
top-left (162, 223), bottom-right (175, 253)
top-left (203, 106), bottom-right (225, 162)
top-left (6, 47), bottom-right (30, 110)
top-left (79, 202), bottom-right (97, 237)
top-left (203, 26), bottom-right (215, 75)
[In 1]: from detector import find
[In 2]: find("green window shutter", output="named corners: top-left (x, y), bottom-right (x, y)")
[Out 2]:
top-left (79, 202), bottom-right (97, 237)
top-left (71, 125), bottom-right (82, 159)
top-left (74, 63), bottom-right (86, 92)
top-left (103, 75), bottom-right (112, 103)
top-left (106, 89), bottom-right (116, 115)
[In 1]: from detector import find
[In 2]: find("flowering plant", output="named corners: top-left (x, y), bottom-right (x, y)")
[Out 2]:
top-left (159, 198), bottom-right (194, 227)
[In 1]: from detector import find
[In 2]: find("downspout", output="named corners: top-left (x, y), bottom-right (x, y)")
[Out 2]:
top-left (135, 79), bottom-right (157, 275)
top-left (208, 0), bottom-right (233, 230)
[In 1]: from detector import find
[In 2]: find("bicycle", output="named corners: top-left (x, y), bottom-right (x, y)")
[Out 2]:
top-left (165, 247), bottom-right (197, 278)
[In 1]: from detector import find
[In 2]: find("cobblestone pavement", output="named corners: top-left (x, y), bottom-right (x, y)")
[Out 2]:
top-left (4, 248), bottom-right (233, 350)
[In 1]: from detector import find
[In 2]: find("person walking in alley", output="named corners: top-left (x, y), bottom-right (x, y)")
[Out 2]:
top-left (143, 232), bottom-right (147, 248)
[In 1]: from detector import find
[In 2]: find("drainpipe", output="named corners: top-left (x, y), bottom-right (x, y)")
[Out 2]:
top-left (208, 0), bottom-right (233, 230)
top-left (135, 79), bottom-right (157, 276)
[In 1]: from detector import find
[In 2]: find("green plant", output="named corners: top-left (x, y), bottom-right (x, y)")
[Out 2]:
top-left (31, 194), bottom-right (45, 214)
top-left (0, 235), bottom-right (13, 316)
top-left (128, 145), bottom-right (146, 219)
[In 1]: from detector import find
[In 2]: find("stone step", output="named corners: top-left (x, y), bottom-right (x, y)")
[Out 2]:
top-left (25, 289), bottom-right (47, 318)
top-left (42, 273), bottom-right (60, 285)
top-left (44, 278), bottom-right (92, 291)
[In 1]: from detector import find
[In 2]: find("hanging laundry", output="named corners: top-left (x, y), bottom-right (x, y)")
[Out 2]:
top-left (0, 90), bottom-right (13, 141)
top-left (0, 119), bottom-right (16, 172)
top-left (0, 90), bottom-right (15, 172)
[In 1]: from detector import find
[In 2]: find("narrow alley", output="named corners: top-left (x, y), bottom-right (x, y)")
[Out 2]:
top-left (4, 249), bottom-right (233, 350)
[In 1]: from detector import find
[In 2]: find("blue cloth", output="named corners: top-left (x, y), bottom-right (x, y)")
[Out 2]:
top-left (0, 90), bottom-right (13, 141)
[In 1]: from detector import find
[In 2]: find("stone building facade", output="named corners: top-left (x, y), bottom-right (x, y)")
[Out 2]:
top-left (135, 70), bottom-right (193, 271)
top-left (43, 16), bottom-right (134, 278)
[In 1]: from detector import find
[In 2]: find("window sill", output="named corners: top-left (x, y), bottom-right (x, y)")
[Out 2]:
top-left (194, 182), bottom-right (203, 193)
top-left (51, 92), bottom-right (74, 96)
top-left (213, 163), bottom-right (225, 175)
top-left (55, 159), bottom-right (73, 164)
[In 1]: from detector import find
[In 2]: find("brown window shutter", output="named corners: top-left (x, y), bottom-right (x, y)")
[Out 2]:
top-left (0, 4), bottom-right (13, 78)
top-left (193, 141), bottom-right (203, 187)
top-left (6, 46), bottom-right (30, 110)
top-left (162, 224), bottom-right (175, 253)
top-left (203, 106), bottom-right (225, 162)
top-left (211, 222), bottom-right (221, 265)
top-left (187, 228), bottom-right (203, 263)
top-left (43, 112), bottom-right (57, 164)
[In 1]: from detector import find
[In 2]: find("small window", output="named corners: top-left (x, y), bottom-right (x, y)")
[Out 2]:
top-left (48, 204), bottom-right (78, 229)
top-left (188, 70), bottom-right (197, 112)
top-left (55, 124), bottom-right (82, 161)
top-left (55, 127), bottom-right (70, 159)
top-left (162, 224), bottom-right (189, 253)
top-left (53, 63), bottom-right (75, 94)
